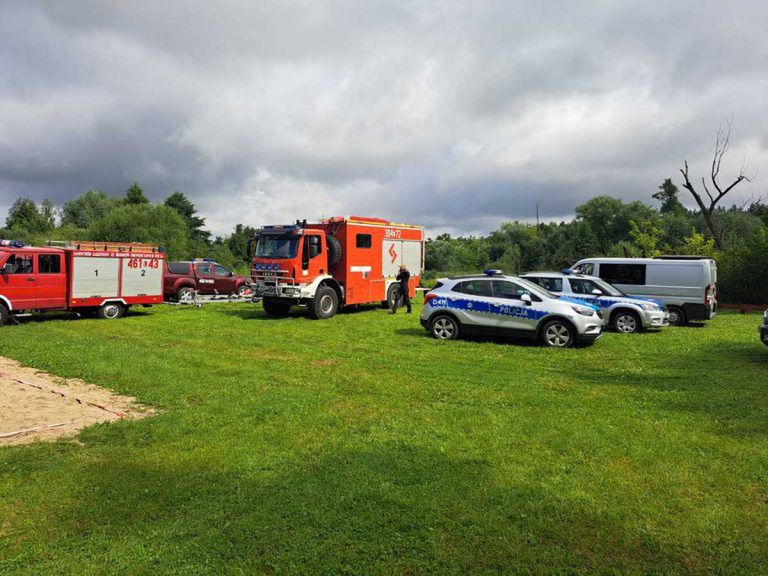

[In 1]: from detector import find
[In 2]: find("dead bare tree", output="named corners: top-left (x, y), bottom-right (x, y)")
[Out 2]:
top-left (679, 117), bottom-right (754, 249)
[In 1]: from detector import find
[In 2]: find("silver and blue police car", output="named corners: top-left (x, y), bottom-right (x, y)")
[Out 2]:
top-left (520, 271), bottom-right (668, 333)
top-left (420, 271), bottom-right (604, 347)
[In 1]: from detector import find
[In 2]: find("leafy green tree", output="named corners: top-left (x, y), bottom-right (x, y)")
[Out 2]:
top-left (61, 190), bottom-right (117, 228)
top-left (5, 197), bottom-right (55, 233)
top-left (164, 191), bottom-right (211, 245)
top-left (629, 220), bottom-right (662, 257)
top-left (679, 229), bottom-right (717, 257)
top-left (652, 179), bottom-right (685, 215)
top-left (87, 203), bottom-right (188, 259)
top-left (124, 183), bottom-right (149, 205)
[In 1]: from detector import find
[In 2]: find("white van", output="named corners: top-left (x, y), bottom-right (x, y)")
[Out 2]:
top-left (570, 257), bottom-right (717, 326)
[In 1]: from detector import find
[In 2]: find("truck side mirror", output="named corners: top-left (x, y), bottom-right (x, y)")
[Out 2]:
top-left (521, 293), bottom-right (532, 306)
top-left (1, 263), bottom-right (12, 274)
top-left (308, 236), bottom-right (321, 259)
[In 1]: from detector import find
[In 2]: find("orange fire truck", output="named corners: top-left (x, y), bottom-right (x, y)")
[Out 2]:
top-left (248, 216), bottom-right (424, 319)
top-left (0, 240), bottom-right (164, 326)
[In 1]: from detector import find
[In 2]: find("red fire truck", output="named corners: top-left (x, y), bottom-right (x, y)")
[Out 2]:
top-left (248, 216), bottom-right (424, 319)
top-left (0, 240), bottom-right (165, 326)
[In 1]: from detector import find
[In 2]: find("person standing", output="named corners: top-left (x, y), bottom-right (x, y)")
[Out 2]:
top-left (391, 264), bottom-right (411, 314)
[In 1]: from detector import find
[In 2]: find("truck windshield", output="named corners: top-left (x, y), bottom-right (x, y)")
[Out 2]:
top-left (254, 235), bottom-right (300, 259)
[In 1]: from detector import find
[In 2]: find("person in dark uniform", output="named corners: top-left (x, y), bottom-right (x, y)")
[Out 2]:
top-left (391, 264), bottom-right (411, 314)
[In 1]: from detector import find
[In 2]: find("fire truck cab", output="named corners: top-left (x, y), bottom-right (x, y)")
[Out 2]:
top-left (0, 240), bottom-right (164, 326)
top-left (248, 216), bottom-right (424, 319)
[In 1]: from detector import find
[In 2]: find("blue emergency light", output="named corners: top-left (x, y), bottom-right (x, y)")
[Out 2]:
top-left (484, 269), bottom-right (503, 276)
top-left (0, 239), bottom-right (24, 248)
top-left (561, 268), bottom-right (573, 275)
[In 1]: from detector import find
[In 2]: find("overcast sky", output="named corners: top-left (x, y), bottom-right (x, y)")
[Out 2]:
top-left (1, 1), bottom-right (766, 237)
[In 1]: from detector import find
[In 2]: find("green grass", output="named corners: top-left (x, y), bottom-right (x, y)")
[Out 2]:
top-left (1, 301), bottom-right (767, 575)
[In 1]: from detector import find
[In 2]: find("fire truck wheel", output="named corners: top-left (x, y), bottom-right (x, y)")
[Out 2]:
top-left (98, 302), bottom-right (125, 320)
top-left (387, 283), bottom-right (404, 310)
top-left (262, 297), bottom-right (292, 318)
top-left (309, 286), bottom-right (338, 319)
top-left (0, 304), bottom-right (8, 326)
top-left (326, 235), bottom-right (342, 266)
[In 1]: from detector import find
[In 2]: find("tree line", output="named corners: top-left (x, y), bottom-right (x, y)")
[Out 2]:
top-left (2, 180), bottom-right (767, 304)
top-left (424, 179), bottom-right (768, 304)
top-left (0, 183), bottom-right (256, 273)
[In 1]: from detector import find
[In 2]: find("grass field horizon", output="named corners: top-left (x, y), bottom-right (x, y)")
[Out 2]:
top-left (1, 302), bottom-right (767, 574)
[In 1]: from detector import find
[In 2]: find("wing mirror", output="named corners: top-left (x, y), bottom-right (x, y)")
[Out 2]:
top-left (592, 289), bottom-right (603, 295)
top-left (1, 263), bottom-right (12, 274)
top-left (521, 293), bottom-right (532, 306)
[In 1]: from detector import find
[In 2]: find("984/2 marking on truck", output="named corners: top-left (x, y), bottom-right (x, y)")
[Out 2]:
top-left (384, 228), bottom-right (402, 239)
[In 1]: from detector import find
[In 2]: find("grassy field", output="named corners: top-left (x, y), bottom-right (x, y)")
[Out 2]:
top-left (1, 300), bottom-right (767, 575)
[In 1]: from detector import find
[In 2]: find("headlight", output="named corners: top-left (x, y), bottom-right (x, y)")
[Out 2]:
top-left (640, 303), bottom-right (660, 312)
top-left (571, 305), bottom-right (594, 317)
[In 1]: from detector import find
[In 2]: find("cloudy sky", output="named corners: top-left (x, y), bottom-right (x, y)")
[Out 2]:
top-left (1, 1), bottom-right (766, 236)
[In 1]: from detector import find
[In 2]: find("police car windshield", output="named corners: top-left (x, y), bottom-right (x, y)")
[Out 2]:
top-left (254, 235), bottom-right (299, 259)
top-left (515, 277), bottom-right (556, 299)
top-left (591, 277), bottom-right (625, 297)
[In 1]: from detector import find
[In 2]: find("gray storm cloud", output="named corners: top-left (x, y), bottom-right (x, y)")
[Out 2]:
top-left (1, 0), bottom-right (766, 236)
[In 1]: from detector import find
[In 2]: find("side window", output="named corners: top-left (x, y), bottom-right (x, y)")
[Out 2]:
top-left (38, 254), bottom-right (61, 274)
top-left (455, 280), bottom-right (492, 297)
top-left (3, 254), bottom-right (34, 274)
top-left (527, 277), bottom-right (562, 292)
top-left (569, 279), bottom-right (600, 295)
top-left (599, 264), bottom-right (646, 285)
top-left (215, 265), bottom-right (230, 277)
top-left (578, 263), bottom-right (595, 276)
top-left (356, 234), bottom-right (372, 249)
top-left (197, 264), bottom-right (212, 275)
top-left (167, 262), bottom-right (191, 275)
top-left (491, 280), bottom-right (531, 300)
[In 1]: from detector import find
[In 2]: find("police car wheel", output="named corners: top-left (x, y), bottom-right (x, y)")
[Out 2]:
top-left (98, 303), bottom-right (125, 320)
top-left (430, 315), bottom-right (459, 340)
top-left (613, 311), bottom-right (641, 334)
top-left (0, 305), bottom-right (8, 326)
top-left (541, 320), bottom-right (574, 348)
top-left (667, 306), bottom-right (686, 326)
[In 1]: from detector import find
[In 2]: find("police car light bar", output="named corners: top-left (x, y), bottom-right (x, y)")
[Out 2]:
top-left (561, 268), bottom-right (573, 275)
top-left (484, 269), bottom-right (503, 276)
top-left (0, 239), bottom-right (25, 248)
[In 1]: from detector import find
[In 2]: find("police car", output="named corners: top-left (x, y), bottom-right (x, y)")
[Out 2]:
top-left (520, 271), bottom-right (668, 333)
top-left (420, 271), bottom-right (604, 347)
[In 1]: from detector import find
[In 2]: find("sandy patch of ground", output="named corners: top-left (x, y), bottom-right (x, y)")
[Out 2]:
top-left (0, 356), bottom-right (152, 446)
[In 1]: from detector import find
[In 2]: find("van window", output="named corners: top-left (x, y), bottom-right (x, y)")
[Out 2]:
top-left (599, 263), bottom-right (646, 285)
top-left (455, 280), bottom-right (492, 297)
top-left (577, 263), bottom-right (595, 276)
top-left (356, 234), bottom-right (372, 249)
top-left (38, 254), bottom-right (61, 274)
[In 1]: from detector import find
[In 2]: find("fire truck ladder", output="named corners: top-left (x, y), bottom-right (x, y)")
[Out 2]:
top-left (46, 240), bottom-right (164, 253)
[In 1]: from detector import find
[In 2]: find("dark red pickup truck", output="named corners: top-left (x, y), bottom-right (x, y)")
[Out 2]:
top-left (164, 260), bottom-right (250, 301)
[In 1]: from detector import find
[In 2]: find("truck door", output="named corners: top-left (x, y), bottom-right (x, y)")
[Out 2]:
top-left (301, 233), bottom-right (326, 281)
top-left (0, 252), bottom-right (37, 309)
top-left (214, 264), bottom-right (236, 294)
top-left (36, 253), bottom-right (67, 309)
top-left (194, 263), bottom-right (215, 294)
top-left (488, 279), bottom-right (540, 335)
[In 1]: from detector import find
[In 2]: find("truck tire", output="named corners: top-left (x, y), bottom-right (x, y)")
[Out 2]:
top-left (667, 306), bottom-right (687, 326)
top-left (540, 319), bottom-right (575, 348)
top-left (386, 283), bottom-right (403, 311)
top-left (98, 302), bottom-right (125, 320)
top-left (612, 309), bottom-right (642, 334)
top-left (326, 235), bottom-right (342, 266)
top-left (309, 286), bottom-right (338, 319)
top-left (177, 286), bottom-right (195, 303)
top-left (0, 304), bottom-right (8, 327)
top-left (262, 297), bottom-right (292, 318)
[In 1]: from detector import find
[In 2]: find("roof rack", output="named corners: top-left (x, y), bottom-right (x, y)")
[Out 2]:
top-left (46, 240), bottom-right (164, 253)
top-left (654, 255), bottom-right (710, 260)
